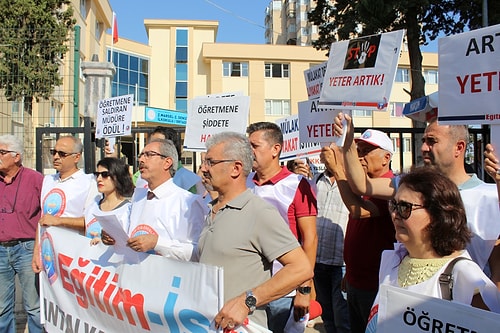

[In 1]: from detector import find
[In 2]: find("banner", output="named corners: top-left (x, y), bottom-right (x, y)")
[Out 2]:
top-left (303, 61), bottom-right (327, 100)
top-left (319, 30), bottom-right (404, 111)
top-left (371, 285), bottom-right (500, 333)
top-left (275, 114), bottom-right (322, 161)
top-left (40, 227), bottom-right (223, 333)
top-left (184, 95), bottom-right (250, 151)
top-left (96, 94), bottom-right (133, 138)
top-left (438, 24), bottom-right (500, 125)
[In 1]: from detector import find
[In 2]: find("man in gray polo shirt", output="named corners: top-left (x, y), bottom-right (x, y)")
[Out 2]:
top-left (198, 132), bottom-right (313, 331)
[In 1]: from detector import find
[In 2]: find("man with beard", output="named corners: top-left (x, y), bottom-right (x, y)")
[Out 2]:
top-left (333, 113), bottom-right (500, 289)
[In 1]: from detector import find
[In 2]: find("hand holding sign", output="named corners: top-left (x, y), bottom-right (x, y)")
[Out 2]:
top-left (332, 111), bottom-right (351, 148)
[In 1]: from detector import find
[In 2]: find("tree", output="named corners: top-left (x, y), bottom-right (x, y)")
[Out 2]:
top-left (308, 0), bottom-right (500, 102)
top-left (0, 0), bottom-right (75, 115)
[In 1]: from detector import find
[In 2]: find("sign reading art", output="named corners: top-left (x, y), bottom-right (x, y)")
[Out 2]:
top-left (319, 30), bottom-right (404, 111)
top-left (438, 24), bottom-right (500, 125)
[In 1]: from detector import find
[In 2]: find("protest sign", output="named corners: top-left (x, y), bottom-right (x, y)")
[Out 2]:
top-left (368, 285), bottom-right (500, 333)
top-left (145, 107), bottom-right (187, 126)
top-left (304, 61), bottom-right (328, 100)
top-left (95, 94), bottom-right (133, 138)
top-left (276, 114), bottom-right (322, 161)
top-left (319, 30), bottom-right (404, 111)
top-left (184, 95), bottom-right (250, 151)
top-left (438, 24), bottom-right (500, 125)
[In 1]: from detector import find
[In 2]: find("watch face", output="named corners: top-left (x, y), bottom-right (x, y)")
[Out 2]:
top-left (245, 295), bottom-right (257, 308)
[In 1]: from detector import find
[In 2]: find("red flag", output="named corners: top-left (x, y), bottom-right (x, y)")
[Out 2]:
top-left (112, 12), bottom-right (118, 44)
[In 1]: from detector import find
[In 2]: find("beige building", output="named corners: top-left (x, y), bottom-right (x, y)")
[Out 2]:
top-left (108, 19), bottom-right (438, 172)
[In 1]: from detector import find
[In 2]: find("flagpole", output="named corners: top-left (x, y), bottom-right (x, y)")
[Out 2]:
top-left (110, 12), bottom-right (116, 63)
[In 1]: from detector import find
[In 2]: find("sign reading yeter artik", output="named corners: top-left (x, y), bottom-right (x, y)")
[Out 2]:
top-left (95, 94), bottom-right (133, 138)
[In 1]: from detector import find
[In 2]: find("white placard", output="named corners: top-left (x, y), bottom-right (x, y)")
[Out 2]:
top-left (304, 61), bottom-right (328, 100)
top-left (319, 30), bottom-right (404, 111)
top-left (275, 114), bottom-right (322, 161)
top-left (95, 94), bottom-right (133, 138)
top-left (438, 24), bottom-right (500, 125)
top-left (368, 285), bottom-right (500, 333)
top-left (184, 95), bottom-right (250, 151)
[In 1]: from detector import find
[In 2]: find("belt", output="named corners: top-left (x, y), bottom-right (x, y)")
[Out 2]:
top-left (0, 239), bottom-right (34, 247)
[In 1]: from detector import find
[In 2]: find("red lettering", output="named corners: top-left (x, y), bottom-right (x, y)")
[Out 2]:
top-left (59, 253), bottom-right (74, 293)
top-left (456, 72), bottom-right (499, 94)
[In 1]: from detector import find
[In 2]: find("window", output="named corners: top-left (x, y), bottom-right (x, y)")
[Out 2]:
top-left (176, 29), bottom-right (188, 63)
top-left (95, 21), bottom-right (103, 40)
top-left (107, 50), bottom-right (149, 106)
top-left (176, 82), bottom-right (188, 98)
top-left (265, 100), bottom-right (291, 116)
top-left (352, 109), bottom-right (372, 117)
top-left (176, 29), bottom-right (189, 111)
top-left (390, 102), bottom-right (404, 117)
top-left (223, 62), bottom-right (248, 77)
top-left (265, 63), bottom-right (289, 78)
top-left (80, 0), bottom-right (87, 18)
top-left (301, 27), bottom-right (309, 35)
top-left (395, 68), bottom-right (409, 83)
top-left (424, 70), bottom-right (438, 84)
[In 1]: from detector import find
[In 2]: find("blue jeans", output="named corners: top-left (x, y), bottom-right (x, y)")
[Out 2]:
top-left (0, 240), bottom-right (42, 333)
top-left (345, 282), bottom-right (377, 333)
top-left (266, 296), bottom-right (293, 333)
top-left (314, 264), bottom-right (350, 333)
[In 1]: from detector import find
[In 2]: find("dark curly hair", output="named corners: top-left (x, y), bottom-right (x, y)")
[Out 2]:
top-left (96, 157), bottom-right (134, 197)
top-left (398, 167), bottom-right (471, 256)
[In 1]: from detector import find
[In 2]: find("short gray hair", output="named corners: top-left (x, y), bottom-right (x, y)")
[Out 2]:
top-left (58, 135), bottom-right (83, 153)
top-left (206, 132), bottom-right (253, 176)
top-left (150, 138), bottom-right (178, 177)
top-left (0, 134), bottom-right (23, 161)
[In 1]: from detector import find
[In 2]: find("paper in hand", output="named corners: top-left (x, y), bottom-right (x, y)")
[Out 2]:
top-left (93, 214), bottom-right (129, 249)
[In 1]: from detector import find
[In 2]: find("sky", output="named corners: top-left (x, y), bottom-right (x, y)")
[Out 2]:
top-left (108, 0), bottom-right (438, 52)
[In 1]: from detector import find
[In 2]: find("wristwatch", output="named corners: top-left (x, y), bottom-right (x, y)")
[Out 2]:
top-left (297, 286), bottom-right (312, 295)
top-left (245, 290), bottom-right (257, 313)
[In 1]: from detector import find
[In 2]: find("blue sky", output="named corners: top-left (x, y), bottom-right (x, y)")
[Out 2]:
top-left (108, 0), bottom-right (438, 52)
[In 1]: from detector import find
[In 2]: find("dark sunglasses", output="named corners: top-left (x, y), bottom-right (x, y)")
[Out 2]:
top-left (93, 171), bottom-right (111, 179)
top-left (49, 149), bottom-right (77, 158)
top-left (388, 199), bottom-right (425, 219)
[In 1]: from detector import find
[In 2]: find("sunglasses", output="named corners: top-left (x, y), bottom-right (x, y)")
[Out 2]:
top-left (49, 149), bottom-right (77, 158)
top-left (93, 171), bottom-right (111, 179)
top-left (388, 199), bottom-right (425, 219)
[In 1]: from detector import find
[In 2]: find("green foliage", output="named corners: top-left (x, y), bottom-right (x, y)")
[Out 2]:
top-left (0, 0), bottom-right (76, 103)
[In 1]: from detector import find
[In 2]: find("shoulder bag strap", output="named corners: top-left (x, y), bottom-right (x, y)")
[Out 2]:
top-left (439, 257), bottom-right (472, 300)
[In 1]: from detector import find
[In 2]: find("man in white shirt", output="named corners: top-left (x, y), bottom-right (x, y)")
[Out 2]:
top-left (127, 138), bottom-right (207, 261)
top-left (33, 135), bottom-right (98, 272)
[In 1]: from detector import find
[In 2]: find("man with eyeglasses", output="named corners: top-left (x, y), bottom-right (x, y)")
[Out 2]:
top-left (0, 135), bottom-right (44, 332)
top-left (125, 139), bottom-right (207, 260)
top-left (335, 112), bottom-right (500, 291)
top-left (321, 129), bottom-right (396, 333)
top-left (32, 136), bottom-right (98, 271)
top-left (198, 132), bottom-right (313, 331)
top-left (246, 122), bottom-right (318, 333)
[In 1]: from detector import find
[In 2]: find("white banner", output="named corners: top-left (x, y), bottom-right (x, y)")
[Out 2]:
top-left (369, 285), bottom-right (500, 333)
top-left (304, 62), bottom-right (328, 100)
top-left (275, 114), bottom-right (322, 161)
top-left (438, 24), bottom-right (500, 125)
top-left (96, 94), bottom-right (133, 138)
top-left (184, 95), bottom-right (250, 151)
top-left (319, 30), bottom-right (404, 111)
top-left (40, 227), bottom-right (223, 333)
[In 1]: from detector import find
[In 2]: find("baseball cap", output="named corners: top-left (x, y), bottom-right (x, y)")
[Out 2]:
top-left (355, 129), bottom-right (394, 155)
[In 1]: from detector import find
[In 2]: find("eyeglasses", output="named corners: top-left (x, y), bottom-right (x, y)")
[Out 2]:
top-left (138, 151), bottom-right (168, 159)
top-left (388, 199), bottom-right (425, 219)
top-left (93, 171), bottom-right (111, 179)
top-left (201, 159), bottom-right (236, 167)
top-left (0, 149), bottom-right (16, 156)
top-left (49, 149), bottom-right (77, 158)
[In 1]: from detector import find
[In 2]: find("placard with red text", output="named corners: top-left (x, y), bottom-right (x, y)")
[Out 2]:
top-left (319, 30), bottom-right (404, 111)
top-left (438, 24), bottom-right (500, 125)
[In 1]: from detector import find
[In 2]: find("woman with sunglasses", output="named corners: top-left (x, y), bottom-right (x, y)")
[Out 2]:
top-left (85, 158), bottom-right (134, 244)
top-left (365, 167), bottom-right (500, 331)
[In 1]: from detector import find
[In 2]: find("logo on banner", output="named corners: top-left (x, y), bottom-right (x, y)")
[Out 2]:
top-left (41, 232), bottom-right (58, 284)
top-left (43, 188), bottom-right (66, 216)
top-left (344, 35), bottom-right (381, 70)
top-left (131, 224), bottom-right (159, 254)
